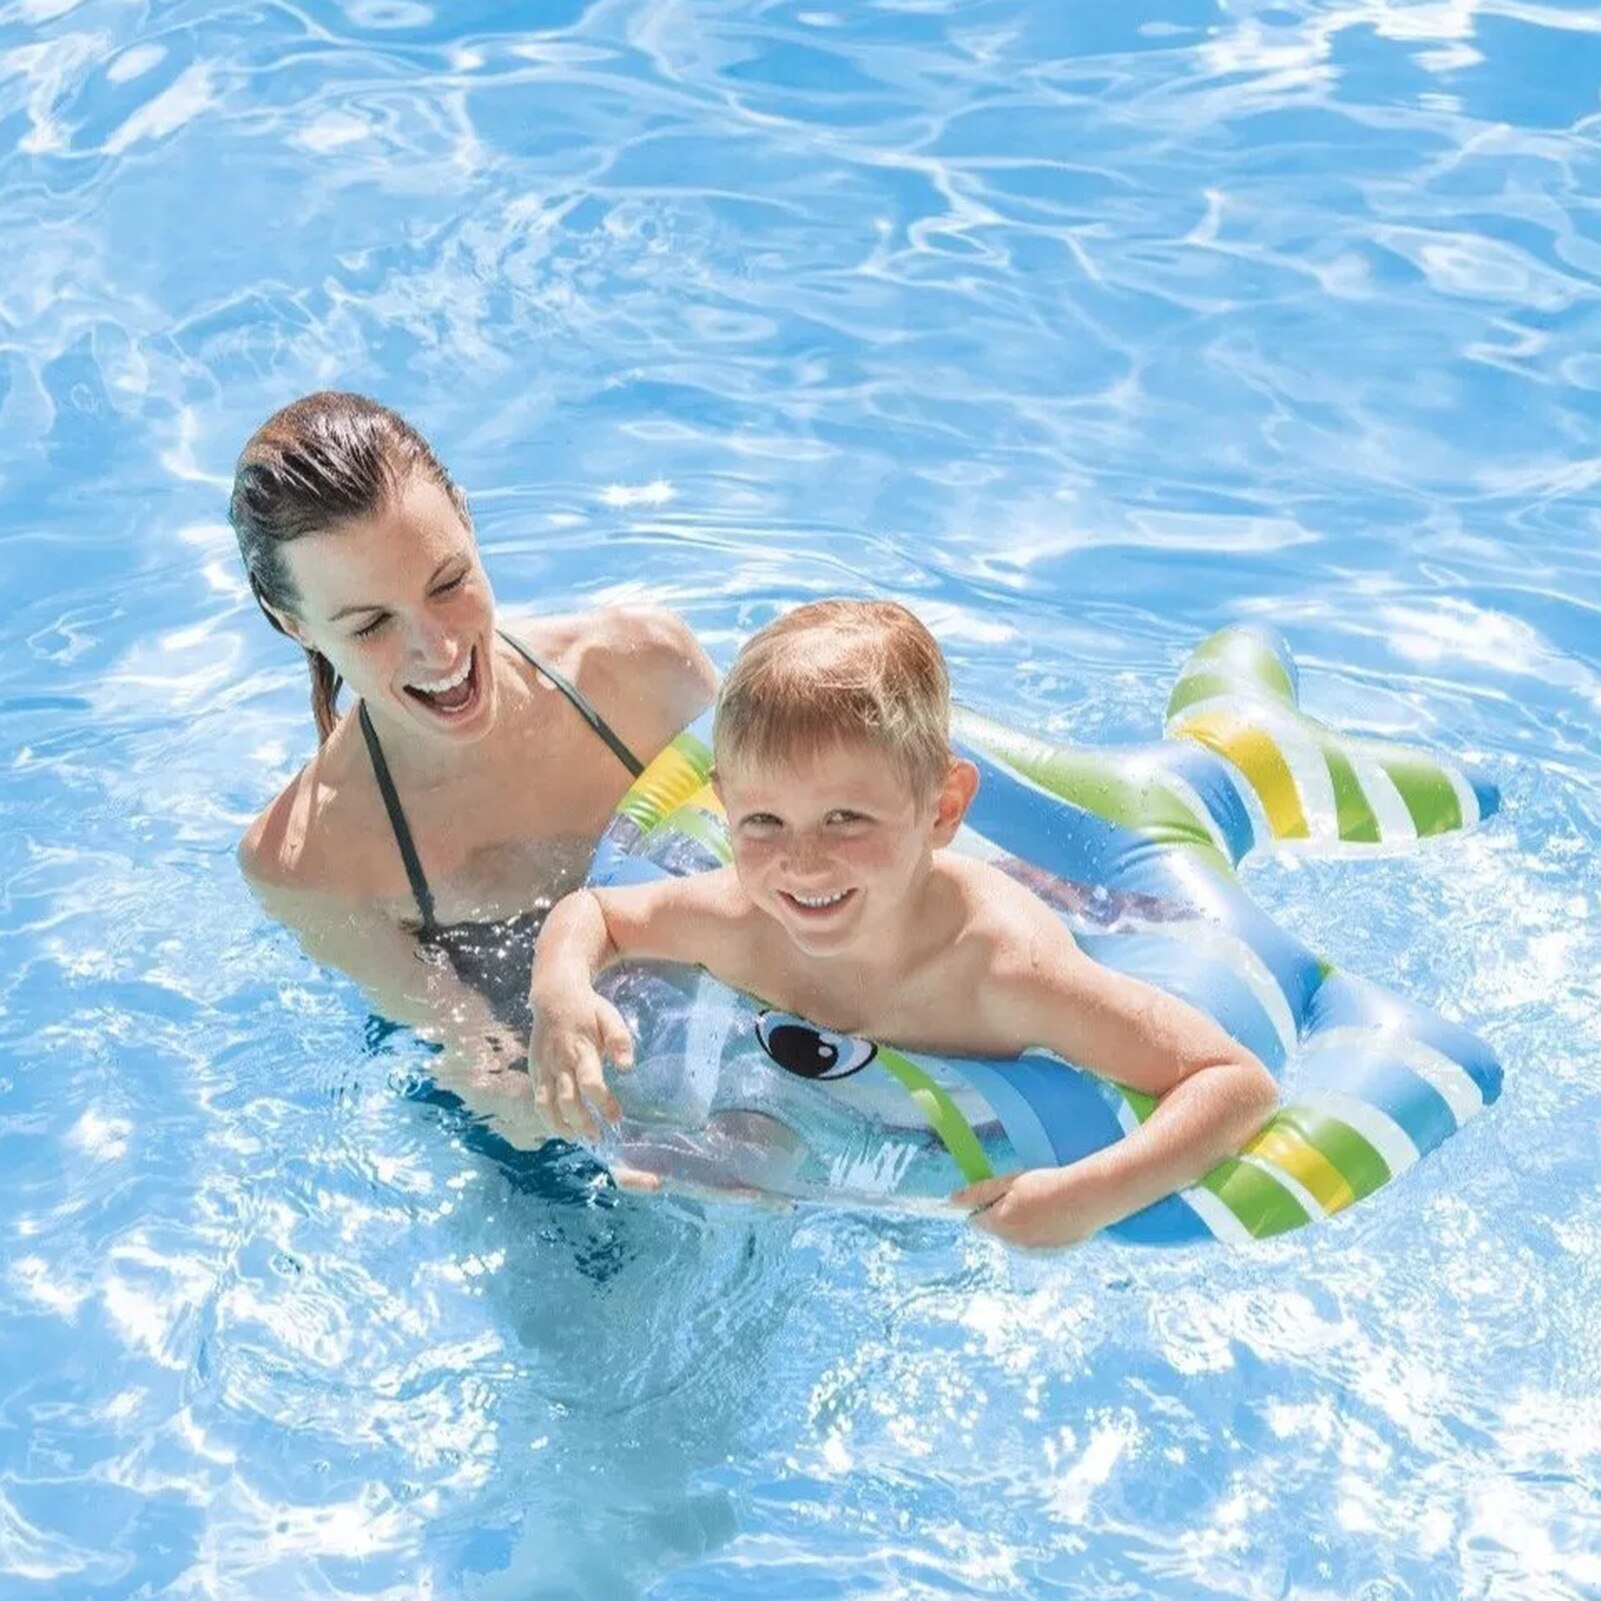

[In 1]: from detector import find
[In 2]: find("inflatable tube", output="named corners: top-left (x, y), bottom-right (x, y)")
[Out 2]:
top-left (589, 625), bottom-right (1502, 1243)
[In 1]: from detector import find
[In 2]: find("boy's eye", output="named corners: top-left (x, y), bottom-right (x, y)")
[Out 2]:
top-left (739, 813), bottom-right (782, 832)
top-left (826, 809), bottom-right (867, 826)
top-left (433, 570), bottom-right (467, 597)
top-left (353, 613), bottom-right (389, 639)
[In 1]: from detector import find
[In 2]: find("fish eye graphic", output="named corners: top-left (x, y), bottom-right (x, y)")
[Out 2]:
top-left (754, 1011), bottom-right (877, 1081)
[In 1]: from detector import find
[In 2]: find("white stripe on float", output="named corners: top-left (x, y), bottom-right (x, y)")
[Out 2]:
top-left (1446, 762), bottom-right (1482, 830)
top-left (1177, 1183), bottom-right (1257, 1245)
top-left (1347, 748), bottom-right (1418, 844)
top-left (1297, 1024), bottom-right (1487, 1130)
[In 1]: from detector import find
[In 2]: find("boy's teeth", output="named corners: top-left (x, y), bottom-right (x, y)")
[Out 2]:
top-left (791, 891), bottom-right (847, 907)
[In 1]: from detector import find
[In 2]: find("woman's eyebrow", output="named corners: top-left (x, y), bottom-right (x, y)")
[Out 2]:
top-left (327, 558), bottom-right (459, 620)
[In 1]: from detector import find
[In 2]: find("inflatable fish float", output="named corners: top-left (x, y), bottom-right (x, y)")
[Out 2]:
top-left (587, 625), bottom-right (1503, 1244)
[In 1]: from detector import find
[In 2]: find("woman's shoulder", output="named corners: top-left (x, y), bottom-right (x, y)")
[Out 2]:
top-left (236, 726), bottom-right (391, 899)
top-left (502, 605), bottom-right (717, 751)
top-left (502, 604), bottom-right (710, 677)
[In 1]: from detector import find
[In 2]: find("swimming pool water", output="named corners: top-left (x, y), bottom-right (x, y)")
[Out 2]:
top-left (3, 1), bottom-right (1601, 1596)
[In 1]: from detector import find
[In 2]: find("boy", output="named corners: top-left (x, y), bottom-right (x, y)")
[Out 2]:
top-left (530, 601), bottom-right (1278, 1248)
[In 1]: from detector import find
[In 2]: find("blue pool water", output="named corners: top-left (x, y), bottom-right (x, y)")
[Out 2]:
top-left (4, 1), bottom-right (1601, 1595)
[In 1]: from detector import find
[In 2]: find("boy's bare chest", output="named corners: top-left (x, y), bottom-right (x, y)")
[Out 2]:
top-left (734, 934), bottom-right (1000, 1055)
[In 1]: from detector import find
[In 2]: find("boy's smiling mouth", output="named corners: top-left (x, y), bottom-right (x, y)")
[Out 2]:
top-left (780, 888), bottom-right (856, 914)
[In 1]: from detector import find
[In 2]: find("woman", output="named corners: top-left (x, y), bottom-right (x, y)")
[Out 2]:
top-left (232, 391), bottom-right (715, 1137)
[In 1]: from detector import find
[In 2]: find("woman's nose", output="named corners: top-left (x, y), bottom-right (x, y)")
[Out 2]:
top-left (406, 610), bottom-right (455, 664)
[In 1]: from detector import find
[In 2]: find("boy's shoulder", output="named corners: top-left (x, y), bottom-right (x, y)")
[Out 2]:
top-left (939, 854), bottom-right (1077, 973)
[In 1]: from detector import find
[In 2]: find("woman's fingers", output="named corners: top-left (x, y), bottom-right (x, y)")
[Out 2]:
top-left (613, 1165), bottom-right (662, 1194)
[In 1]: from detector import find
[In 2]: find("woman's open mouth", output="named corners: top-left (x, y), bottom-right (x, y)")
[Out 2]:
top-left (404, 646), bottom-right (481, 720)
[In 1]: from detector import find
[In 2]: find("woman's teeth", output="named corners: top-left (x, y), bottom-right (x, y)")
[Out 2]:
top-left (406, 648), bottom-right (477, 712)
top-left (412, 656), bottom-right (472, 695)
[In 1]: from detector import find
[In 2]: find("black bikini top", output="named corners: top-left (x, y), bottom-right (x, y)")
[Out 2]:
top-left (357, 628), bottom-right (642, 937)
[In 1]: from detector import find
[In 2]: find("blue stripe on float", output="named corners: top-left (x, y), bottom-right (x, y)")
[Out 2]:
top-left (944, 1056), bottom-right (1215, 1243)
top-left (1308, 971), bottom-right (1503, 1104)
top-left (1297, 1050), bottom-right (1459, 1155)
top-left (1158, 743), bottom-right (1256, 864)
top-left (1189, 880), bottom-right (1325, 1030)
top-left (589, 841), bottom-right (670, 889)
top-left (961, 743), bottom-right (1325, 1027)
top-left (1073, 930), bottom-right (1289, 1070)
top-left (1108, 1191), bottom-right (1213, 1245)
top-left (932, 1056), bottom-right (1065, 1172)
top-left (941, 1050), bottom-right (1120, 1165)
top-left (1468, 767), bottom-right (1500, 822)
top-left (959, 742), bottom-right (1148, 888)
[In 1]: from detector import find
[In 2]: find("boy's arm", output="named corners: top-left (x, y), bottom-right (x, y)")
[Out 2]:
top-left (958, 922), bottom-right (1279, 1248)
top-left (529, 871), bottom-right (742, 1138)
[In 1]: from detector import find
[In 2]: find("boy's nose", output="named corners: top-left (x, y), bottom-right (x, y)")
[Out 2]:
top-left (784, 832), bottom-right (830, 876)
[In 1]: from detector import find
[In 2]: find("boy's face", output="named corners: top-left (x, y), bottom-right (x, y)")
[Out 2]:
top-left (716, 739), bottom-right (973, 960)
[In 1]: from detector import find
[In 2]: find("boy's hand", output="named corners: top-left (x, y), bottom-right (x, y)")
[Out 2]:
top-left (952, 1170), bottom-right (1103, 1250)
top-left (529, 987), bottom-right (635, 1142)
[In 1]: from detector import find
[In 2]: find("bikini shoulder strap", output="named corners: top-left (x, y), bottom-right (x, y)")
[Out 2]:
top-left (357, 702), bottom-right (440, 934)
top-left (498, 628), bottom-right (645, 778)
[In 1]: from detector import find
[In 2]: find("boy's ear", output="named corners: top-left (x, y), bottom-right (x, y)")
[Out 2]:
top-left (930, 758), bottom-right (979, 846)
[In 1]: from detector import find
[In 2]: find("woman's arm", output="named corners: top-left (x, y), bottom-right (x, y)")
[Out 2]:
top-left (957, 924), bottom-right (1279, 1248)
top-left (242, 870), bottom-right (556, 1144)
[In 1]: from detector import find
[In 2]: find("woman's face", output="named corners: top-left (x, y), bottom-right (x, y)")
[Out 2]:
top-left (278, 472), bottom-right (500, 744)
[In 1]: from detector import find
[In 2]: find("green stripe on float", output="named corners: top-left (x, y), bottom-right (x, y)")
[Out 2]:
top-left (950, 709), bottom-right (1219, 853)
top-left (1166, 671), bottom-right (1237, 719)
top-left (1321, 743), bottom-right (1382, 843)
top-left (875, 1047), bottom-right (994, 1184)
top-left (1118, 1085), bottom-right (1157, 1124)
top-left (1187, 631), bottom-right (1296, 703)
top-left (1379, 753), bottom-right (1463, 836)
top-left (1274, 1107), bottom-right (1391, 1200)
top-left (1201, 1156), bottom-right (1311, 1237)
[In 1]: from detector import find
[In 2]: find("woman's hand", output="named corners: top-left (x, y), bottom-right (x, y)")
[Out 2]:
top-left (529, 984), bottom-right (635, 1142)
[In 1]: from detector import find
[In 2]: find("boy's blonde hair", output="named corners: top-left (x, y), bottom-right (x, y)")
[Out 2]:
top-left (714, 600), bottom-right (952, 797)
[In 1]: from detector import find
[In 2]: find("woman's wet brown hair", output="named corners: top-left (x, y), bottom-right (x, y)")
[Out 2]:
top-left (229, 392), bottom-right (470, 743)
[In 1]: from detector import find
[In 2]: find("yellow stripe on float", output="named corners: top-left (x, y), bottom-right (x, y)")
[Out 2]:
top-left (1243, 1123), bottom-right (1355, 1215)
top-left (1176, 711), bottom-right (1310, 840)
top-left (626, 746), bottom-right (710, 831)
